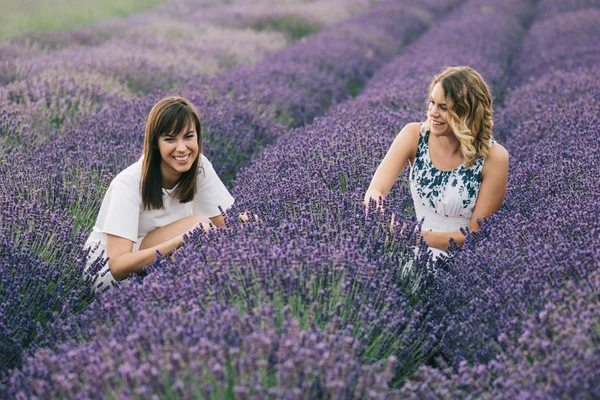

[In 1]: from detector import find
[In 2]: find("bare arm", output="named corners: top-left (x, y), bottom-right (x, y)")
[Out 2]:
top-left (106, 234), bottom-right (184, 281)
top-left (209, 214), bottom-right (225, 227)
top-left (364, 123), bottom-right (420, 206)
top-left (421, 143), bottom-right (509, 250)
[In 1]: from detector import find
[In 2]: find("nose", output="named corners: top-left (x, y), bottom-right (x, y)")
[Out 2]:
top-left (176, 138), bottom-right (187, 151)
top-left (429, 105), bottom-right (439, 117)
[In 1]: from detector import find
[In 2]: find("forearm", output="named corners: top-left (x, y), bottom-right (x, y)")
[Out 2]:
top-left (109, 236), bottom-right (182, 281)
top-left (420, 230), bottom-right (466, 251)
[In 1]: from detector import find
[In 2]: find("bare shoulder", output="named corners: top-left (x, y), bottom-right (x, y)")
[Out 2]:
top-left (393, 122), bottom-right (420, 161)
top-left (483, 142), bottom-right (509, 178)
top-left (488, 142), bottom-right (509, 165)
top-left (399, 122), bottom-right (421, 140)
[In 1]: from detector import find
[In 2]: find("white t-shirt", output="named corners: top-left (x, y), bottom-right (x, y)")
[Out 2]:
top-left (85, 154), bottom-right (234, 283)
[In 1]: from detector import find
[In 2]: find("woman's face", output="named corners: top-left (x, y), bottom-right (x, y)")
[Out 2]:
top-left (428, 82), bottom-right (453, 136)
top-left (157, 122), bottom-right (199, 187)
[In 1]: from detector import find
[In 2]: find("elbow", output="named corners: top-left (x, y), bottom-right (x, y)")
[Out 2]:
top-left (107, 258), bottom-right (128, 281)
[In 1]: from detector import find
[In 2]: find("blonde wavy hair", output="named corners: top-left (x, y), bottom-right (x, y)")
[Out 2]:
top-left (423, 66), bottom-right (493, 168)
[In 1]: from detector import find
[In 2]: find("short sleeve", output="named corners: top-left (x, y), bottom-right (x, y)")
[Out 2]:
top-left (100, 175), bottom-right (141, 242)
top-left (193, 154), bottom-right (235, 217)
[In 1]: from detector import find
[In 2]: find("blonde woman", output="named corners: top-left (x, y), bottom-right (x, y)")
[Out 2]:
top-left (85, 97), bottom-right (235, 292)
top-left (364, 66), bottom-right (509, 258)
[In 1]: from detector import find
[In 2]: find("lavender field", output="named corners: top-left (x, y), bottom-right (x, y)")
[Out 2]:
top-left (1, 0), bottom-right (599, 398)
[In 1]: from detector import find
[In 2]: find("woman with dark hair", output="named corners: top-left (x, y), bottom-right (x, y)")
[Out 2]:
top-left (85, 96), bottom-right (235, 292)
top-left (364, 66), bottom-right (509, 258)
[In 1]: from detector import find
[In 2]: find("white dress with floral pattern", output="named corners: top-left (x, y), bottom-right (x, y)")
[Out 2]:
top-left (409, 124), bottom-right (494, 258)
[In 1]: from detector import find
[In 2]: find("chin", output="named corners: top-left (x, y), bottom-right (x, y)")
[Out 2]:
top-left (181, 165), bottom-right (195, 174)
top-left (430, 126), bottom-right (452, 137)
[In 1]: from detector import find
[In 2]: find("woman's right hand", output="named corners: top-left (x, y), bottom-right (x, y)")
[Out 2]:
top-left (363, 190), bottom-right (384, 210)
top-left (365, 190), bottom-right (389, 217)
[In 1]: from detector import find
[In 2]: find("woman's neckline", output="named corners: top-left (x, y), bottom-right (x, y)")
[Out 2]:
top-left (426, 130), bottom-right (464, 173)
top-left (162, 182), bottom-right (179, 194)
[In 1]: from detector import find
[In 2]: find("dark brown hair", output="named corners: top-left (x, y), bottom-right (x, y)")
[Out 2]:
top-left (141, 97), bottom-right (202, 210)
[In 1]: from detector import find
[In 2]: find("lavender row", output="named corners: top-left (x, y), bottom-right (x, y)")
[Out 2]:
top-left (357, 0), bottom-right (533, 110)
top-left (194, 0), bottom-right (462, 129)
top-left (173, 0), bottom-right (373, 37)
top-left (509, 7), bottom-right (600, 87)
top-left (4, 24), bottom-right (286, 94)
top-left (0, 24), bottom-right (286, 143)
top-left (10, 302), bottom-right (396, 399)
top-left (2, 0), bottom-right (535, 396)
top-left (226, 0), bottom-right (535, 381)
top-left (534, 0), bottom-right (598, 20)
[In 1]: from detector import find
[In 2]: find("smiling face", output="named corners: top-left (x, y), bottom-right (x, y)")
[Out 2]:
top-left (158, 121), bottom-right (199, 189)
top-left (428, 82), bottom-right (454, 137)
top-left (141, 96), bottom-right (203, 210)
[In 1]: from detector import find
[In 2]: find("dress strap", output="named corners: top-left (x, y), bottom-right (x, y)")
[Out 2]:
top-left (415, 122), bottom-right (430, 160)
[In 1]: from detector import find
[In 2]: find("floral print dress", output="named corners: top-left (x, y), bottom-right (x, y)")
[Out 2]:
top-left (409, 124), bottom-right (494, 258)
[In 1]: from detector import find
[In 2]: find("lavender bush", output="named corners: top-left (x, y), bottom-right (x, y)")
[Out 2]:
top-left (397, 269), bottom-right (600, 399)
top-left (0, 201), bottom-right (99, 375)
top-left (31, 197), bottom-right (435, 372)
top-left (0, 68), bottom-right (133, 136)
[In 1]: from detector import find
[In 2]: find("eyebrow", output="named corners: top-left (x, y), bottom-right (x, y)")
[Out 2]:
top-left (164, 129), bottom-right (195, 137)
top-left (429, 97), bottom-right (446, 106)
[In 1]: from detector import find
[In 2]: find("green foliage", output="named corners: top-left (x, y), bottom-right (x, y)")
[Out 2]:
top-left (0, 0), bottom-right (168, 41)
top-left (251, 15), bottom-right (321, 41)
top-left (346, 77), bottom-right (364, 97)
